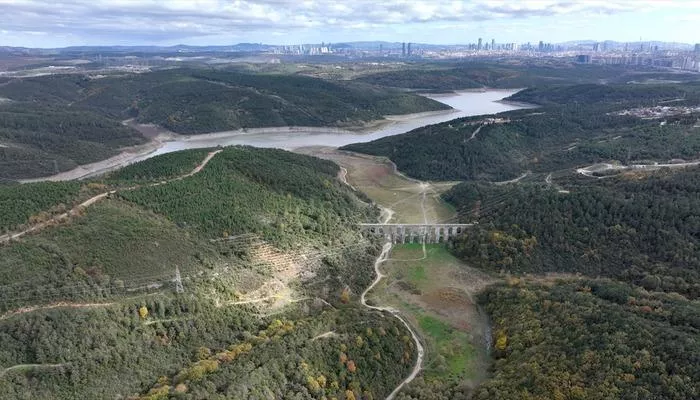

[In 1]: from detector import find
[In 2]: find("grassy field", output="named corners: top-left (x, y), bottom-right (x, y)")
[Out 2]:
top-left (300, 148), bottom-right (458, 224)
top-left (368, 243), bottom-right (495, 386)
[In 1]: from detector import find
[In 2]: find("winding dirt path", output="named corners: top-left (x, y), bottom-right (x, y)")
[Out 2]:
top-left (0, 302), bottom-right (116, 321)
top-left (576, 159), bottom-right (700, 178)
top-left (0, 150), bottom-right (222, 244)
top-left (361, 243), bottom-right (425, 400)
top-left (0, 363), bottom-right (66, 378)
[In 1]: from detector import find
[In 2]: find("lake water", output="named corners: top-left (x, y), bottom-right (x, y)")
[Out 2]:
top-left (24, 89), bottom-right (531, 182)
top-left (150, 89), bottom-right (528, 156)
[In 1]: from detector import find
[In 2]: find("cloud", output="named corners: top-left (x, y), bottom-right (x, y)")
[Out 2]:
top-left (0, 0), bottom-right (696, 46)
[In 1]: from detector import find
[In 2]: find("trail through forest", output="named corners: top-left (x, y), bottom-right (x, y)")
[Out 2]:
top-left (0, 363), bottom-right (66, 378)
top-left (0, 150), bottom-right (222, 244)
top-left (361, 243), bottom-right (425, 400)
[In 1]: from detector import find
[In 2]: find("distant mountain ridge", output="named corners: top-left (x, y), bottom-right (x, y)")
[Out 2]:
top-left (1, 39), bottom-right (696, 54)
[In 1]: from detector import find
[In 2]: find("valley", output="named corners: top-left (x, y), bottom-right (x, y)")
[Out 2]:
top-left (0, 61), bottom-right (699, 400)
top-left (303, 146), bottom-right (497, 397)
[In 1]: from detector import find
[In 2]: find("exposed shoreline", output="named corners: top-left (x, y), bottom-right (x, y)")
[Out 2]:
top-left (18, 90), bottom-right (528, 183)
top-left (19, 110), bottom-right (461, 183)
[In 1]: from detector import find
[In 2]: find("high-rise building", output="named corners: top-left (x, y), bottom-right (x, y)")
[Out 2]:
top-left (478, 38), bottom-right (483, 50)
top-left (407, 42), bottom-right (412, 56)
top-left (402, 42), bottom-right (406, 57)
top-left (695, 43), bottom-right (700, 54)
top-left (491, 39), bottom-right (495, 50)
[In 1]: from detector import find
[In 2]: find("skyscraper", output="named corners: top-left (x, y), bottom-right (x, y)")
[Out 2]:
top-left (477, 38), bottom-right (483, 50)
top-left (491, 39), bottom-right (495, 50)
top-left (695, 43), bottom-right (700, 54)
top-left (402, 42), bottom-right (406, 57)
top-left (407, 42), bottom-right (412, 56)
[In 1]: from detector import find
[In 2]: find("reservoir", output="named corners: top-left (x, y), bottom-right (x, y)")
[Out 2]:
top-left (150, 89), bottom-right (528, 155)
top-left (24, 89), bottom-right (530, 181)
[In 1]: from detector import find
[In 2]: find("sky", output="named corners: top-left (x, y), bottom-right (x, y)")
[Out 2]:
top-left (1, 0), bottom-right (699, 48)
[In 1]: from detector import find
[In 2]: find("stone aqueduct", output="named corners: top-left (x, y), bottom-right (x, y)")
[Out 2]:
top-left (359, 223), bottom-right (474, 244)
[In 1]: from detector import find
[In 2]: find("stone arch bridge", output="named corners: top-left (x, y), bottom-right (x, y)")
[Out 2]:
top-left (359, 223), bottom-right (474, 244)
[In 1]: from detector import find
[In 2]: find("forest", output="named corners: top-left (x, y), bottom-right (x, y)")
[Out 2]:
top-left (472, 279), bottom-right (699, 400)
top-left (342, 83), bottom-right (700, 181)
top-left (0, 146), bottom-right (426, 399)
top-left (445, 167), bottom-right (700, 298)
top-left (342, 79), bottom-right (700, 399)
top-left (0, 181), bottom-right (80, 233)
top-left (0, 146), bottom-right (376, 308)
top-left (0, 103), bottom-right (146, 178)
top-left (0, 67), bottom-right (448, 179)
top-left (353, 63), bottom-right (700, 91)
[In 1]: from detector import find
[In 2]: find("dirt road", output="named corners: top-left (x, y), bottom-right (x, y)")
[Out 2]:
top-left (361, 242), bottom-right (425, 400)
top-left (0, 150), bottom-right (222, 244)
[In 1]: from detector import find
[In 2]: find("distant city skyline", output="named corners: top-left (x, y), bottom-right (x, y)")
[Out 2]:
top-left (0, 0), bottom-right (699, 48)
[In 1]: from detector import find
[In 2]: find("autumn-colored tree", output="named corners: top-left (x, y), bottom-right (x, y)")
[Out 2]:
top-left (495, 330), bottom-right (508, 351)
top-left (345, 390), bottom-right (356, 400)
top-left (195, 347), bottom-right (211, 361)
top-left (346, 360), bottom-right (356, 373)
top-left (355, 335), bottom-right (364, 347)
top-left (306, 376), bottom-right (321, 393)
top-left (339, 352), bottom-right (348, 364)
top-left (340, 287), bottom-right (351, 303)
top-left (139, 306), bottom-right (149, 319)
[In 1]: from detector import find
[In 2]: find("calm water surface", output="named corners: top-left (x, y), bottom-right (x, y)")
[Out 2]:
top-left (151, 89), bottom-right (528, 156)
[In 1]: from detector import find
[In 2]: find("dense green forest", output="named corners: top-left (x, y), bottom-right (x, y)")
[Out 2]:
top-left (473, 279), bottom-right (699, 400)
top-left (0, 181), bottom-right (80, 232)
top-left (0, 146), bottom-right (376, 308)
top-left (117, 146), bottom-right (374, 246)
top-left (342, 83), bottom-right (700, 181)
top-left (353, 63), bottom-right (700, 91)
top-left (394, 278), bottom-right (699, 400)
top-left (0, 103), bottom-right (145, 178)
top-left (0, 68), bottom-right (448, 179)
top-left (0, 146), bottom-right (424, 399)
top-left (342, 80), bottom-right (700, 398)
top-left (445, 167), bottom-right (700, 298)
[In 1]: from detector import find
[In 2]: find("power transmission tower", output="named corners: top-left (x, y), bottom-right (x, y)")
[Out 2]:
top-left (174, 267), bottom-right (184, 293)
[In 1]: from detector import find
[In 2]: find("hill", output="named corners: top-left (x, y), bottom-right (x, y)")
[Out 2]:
top-left (445, 168), bottom-right (700, 298)
top-left (0, 146), bottom-right (420, 400)
top-left (0, 68), bottom-right (449, 179)
top-left (343, 81), bottom-right (700, 399)
top-left (353, 63), bottom-right (700, 91)
top-left (342, 83), bottom-right (700, 181)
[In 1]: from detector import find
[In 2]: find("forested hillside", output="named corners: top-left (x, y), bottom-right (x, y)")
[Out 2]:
top-left (0, 146), bottom-right (417, 400)
top-left (0, 103), bottom-right (145, 178)
top-left (353, 63), bottom-right (700, 91)
top-left (341, 81), bottom-right (700, 399)
top-left (474, 280), bottom-right (699, 400)
top-left (342, 83), bottom-right (700, 181)
top-left (445, 168), bottom-right (700, 298)
top-left (0, 68), bottom-right (448, 179)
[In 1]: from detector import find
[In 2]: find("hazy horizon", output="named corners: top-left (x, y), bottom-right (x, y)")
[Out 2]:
top-left (1, 0), bottom-right (699, 48)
